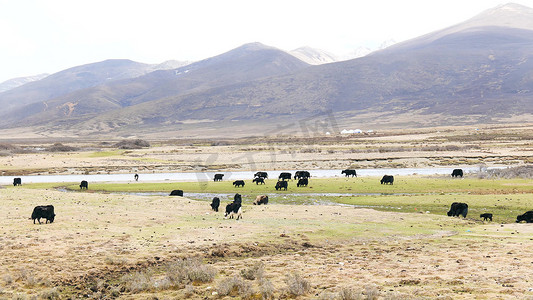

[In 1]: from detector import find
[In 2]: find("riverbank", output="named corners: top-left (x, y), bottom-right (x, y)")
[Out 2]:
top-left (0, 126), bottom-right (529, 177)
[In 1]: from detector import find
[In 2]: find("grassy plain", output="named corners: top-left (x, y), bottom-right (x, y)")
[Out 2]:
top-left (1, 186), bottom-right (532, 299)
top-left (1, 127), bottom-right (533, 299)
top-left (20, 176), bottom-right (533, 223)
top-left (44, 177), bottom-right (533, 194)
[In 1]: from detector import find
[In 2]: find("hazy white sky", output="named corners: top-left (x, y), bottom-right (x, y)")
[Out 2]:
top-left (1, 0), bottom-right (532, 82)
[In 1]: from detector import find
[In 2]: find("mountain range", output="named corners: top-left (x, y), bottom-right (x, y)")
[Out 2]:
top-left (1, 3), bottom-right (532, 138)
top-left (0, 73), bottom-right (50, 93)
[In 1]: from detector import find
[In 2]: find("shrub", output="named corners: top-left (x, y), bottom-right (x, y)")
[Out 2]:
top-left (363, 284), bottom-right (380, 300)
top-left (0, 143), bottom-right (16, 150)
top-left (217, 276), bottom-right (253, 298)
top-left (39, 288), bottom-right (60, 300)
top-left (184, 284), bottom-right (195, 298)
top-left (240, 261), bottom-right (265, 280)
top-left (285, 273), bottom-right (311, 296)
top-left (121, 271), bottom-right (153, 293)
top-left (104, 256), bottom-right (127, 266)
top-left (3, 274), bottom-right (13, 285)
top-left (120, 258), bottom-right (216, 293)
top-left (165, 257), bottom-right (217, 285)
top-left (114, 139), bottom-right (150, 149)
top-left (259, 278), bottom-right (275, 299)
top-left (46, 143), bottom-right (79, 152)
top-left (338, 286), bottom-right (361, 300)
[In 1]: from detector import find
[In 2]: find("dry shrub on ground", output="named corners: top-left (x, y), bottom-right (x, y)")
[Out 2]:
top-left (46, 143), bottom-right (79, 152)
top-left (285, 272), bottom-right (311, 297)
top-left (39, 288), bottom-right (60, 300)
top-left (104, 255), bottom-right (128, 266)
top-left (317, 291), bottom-right (338, 300)
top-left (338, 286), bottom-right (361, 300)
top-left (3, 274), bottom-right (13, 285)
top-left (0, 143), bottom-right (22, 155)
top-left (363, 284), bottom-right (380, 300)
top-left (120, 257), bottom-right (216, 293)
top-left (183, 284), bottom-right (195, 298)
top-left (114, 139), bottom-right (150, 149)
top-left (165, 257), bottom-right (217, 285)
top-left (259, 277), bottom-right (275, 299)
top-left (217, 276), bottom-right (253, 298)
top-left (121, 271), bottom-right (154, 293)
top-left (240, 261), bottom-right (265, 280)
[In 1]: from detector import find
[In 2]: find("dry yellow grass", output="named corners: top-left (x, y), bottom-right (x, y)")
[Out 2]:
top-left (0, 187), bottom-right (532, 299)
top-left (3, 124), bottom-right (533, 176)
top-left (1, 127), bottom-right (533, 298)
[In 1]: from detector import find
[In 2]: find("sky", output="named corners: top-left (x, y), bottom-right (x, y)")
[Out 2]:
top-left (1, 0), bottom-right (533, 83)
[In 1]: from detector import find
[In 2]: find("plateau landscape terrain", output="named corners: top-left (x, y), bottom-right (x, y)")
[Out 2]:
top-left (1, 3), bottom-right (533, 300)
top-left (1, 4), bottom-right (533, 138)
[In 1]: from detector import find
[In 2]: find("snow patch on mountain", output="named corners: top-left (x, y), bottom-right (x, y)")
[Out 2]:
top-left (0, 74), bottom-right (49, 93)
top-left (289, 46), bottom-right (338, 65)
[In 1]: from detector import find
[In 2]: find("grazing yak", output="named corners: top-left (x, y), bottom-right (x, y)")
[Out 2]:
top-left (80, 180), bottom-right (88, 189)
top-left (254, 172), bottom-right (268, 179)
top-left (480, 213), bottom-right (493, 221)
top-left (252, 177), bottom-right (265, 185)
top-left (275, 181), bottom-right (288, 191)
top-left (516, 211), bottom-right (533, 223)
top-left (297, 178), bottom-right (308, 187)
top-left (225, 202), bottom-right (242, 220)
top-left (341, 169), bottom-right (357, 177)
top-left (13, 178), bottom-right (22, 186)
top-left (211, 197), bottom-right (220, 212)
top-left (214, 174), bottom-right (224, 182)
top-left (294, 171), bottom-right (310, 179)
top-left (169, 190), bottom-right (184, 196)
top-left (233, 180), bottom-right (245, 187)
top-left (233, 193), bottom-right (242, 205)
top-left (380, 175), bottom-right (394, 185)
top-left (224, 193), bottom-right (243, 220)
top-left (447, 202), bottom-right (468, 218)
top-left (31, 205), bottom-right (55, 224)
top-left (451, 169), bottom-right (464, 178)
top-left (278, 172), bottom-right (292, 181)
top-left (253, 195), bottom-right (269, 205)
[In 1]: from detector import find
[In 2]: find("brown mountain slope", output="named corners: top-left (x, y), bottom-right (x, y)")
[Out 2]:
top-left (0, 43), bottom-right (310, 127)
top-left (4, 4), bottom-right (533, 136)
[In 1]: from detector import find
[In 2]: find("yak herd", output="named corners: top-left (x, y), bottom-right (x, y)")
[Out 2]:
top-left (14, 167), bottom-right (532, 224)
top-left (202, 168), bottom-right (532, 223)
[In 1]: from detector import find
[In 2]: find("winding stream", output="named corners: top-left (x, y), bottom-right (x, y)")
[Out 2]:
top-left (0, 166), bottom-right (485, 185)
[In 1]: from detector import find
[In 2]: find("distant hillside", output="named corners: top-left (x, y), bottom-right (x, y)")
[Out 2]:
top-left (2, 3), bottom-right (533, 137)
top-left (65, 3), bottom-right (533, 134)
top-left (0, 73), bottom-right (49, 93)
top-left (0, 59), bottom-right (191, 115)
top-left (0, 43), bottom-right (309, 127)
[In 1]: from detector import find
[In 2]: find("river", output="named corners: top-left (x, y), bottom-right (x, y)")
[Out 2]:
top-left (0, 166), bottom-right (487, 184)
